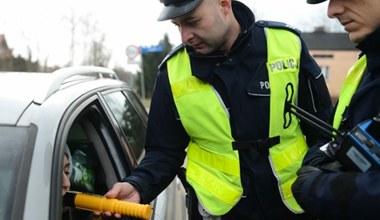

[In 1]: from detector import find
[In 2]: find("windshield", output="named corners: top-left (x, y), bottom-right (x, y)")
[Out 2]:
top-left (0, 126), bottom-right (30, 220)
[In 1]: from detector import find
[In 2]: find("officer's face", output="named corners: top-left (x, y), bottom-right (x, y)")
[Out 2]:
top-left (171, 0), bottom-right (235, 55)
top-left (327, 0), bottom-right (380, 44)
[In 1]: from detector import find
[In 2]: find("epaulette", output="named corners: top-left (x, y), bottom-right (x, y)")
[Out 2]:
top-left (255, 20), bottom-right (301, 36)
top-left (158, 43), bottom-right (186, 70)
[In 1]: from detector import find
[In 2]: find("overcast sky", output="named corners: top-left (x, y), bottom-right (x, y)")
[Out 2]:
top-left (0, 0), bottom-right (337, 70)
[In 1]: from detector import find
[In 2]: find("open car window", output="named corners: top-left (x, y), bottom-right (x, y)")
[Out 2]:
top-left (62, 89), bottom-right (148, 220)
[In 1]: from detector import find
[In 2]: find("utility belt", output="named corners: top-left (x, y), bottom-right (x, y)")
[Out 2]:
top-left (232, 136), bottom-right (280, 159)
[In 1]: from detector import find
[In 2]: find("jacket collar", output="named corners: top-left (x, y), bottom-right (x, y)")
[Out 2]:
top-left (356, 27), bottom-right (380, 74)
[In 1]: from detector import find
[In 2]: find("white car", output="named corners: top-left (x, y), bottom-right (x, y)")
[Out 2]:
top-left (0, 66), bottom-right (187, 220)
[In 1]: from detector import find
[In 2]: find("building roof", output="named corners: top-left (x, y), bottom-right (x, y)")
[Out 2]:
top-left (301, 32), bottom-right (358, 51)
top-left (0, 34), bottom-right (12, 58)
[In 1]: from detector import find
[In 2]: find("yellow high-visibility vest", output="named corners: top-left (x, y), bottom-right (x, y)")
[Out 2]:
top-left (333, 55), bottom-right (367, 129)
top-left (167, 27), bottom-right (307, 215)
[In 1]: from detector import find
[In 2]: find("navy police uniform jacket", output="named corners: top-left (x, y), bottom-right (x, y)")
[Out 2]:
top-left (124, 1), bottom-right (332, 219)
top-left (293, 28), bottom-right (380, 220)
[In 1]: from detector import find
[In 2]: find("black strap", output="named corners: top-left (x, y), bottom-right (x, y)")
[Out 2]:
top-left (232, 136), bottom-right (280, 160)
top-left (177, 167), bottom-right (203, 220)
top-left (232, 136), bottom-right (280, 151)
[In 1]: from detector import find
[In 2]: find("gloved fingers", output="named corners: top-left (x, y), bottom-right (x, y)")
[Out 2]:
top-left (319, 160), bottom-right (343, 172)
top-left (296, 165), bottom-right (321, 176)
top-left (292, 165), bottom-right (322, 205)
top-left (303, 146), bottom-right (334, 167)
top-left (320, 141), bottom-right (341, 159)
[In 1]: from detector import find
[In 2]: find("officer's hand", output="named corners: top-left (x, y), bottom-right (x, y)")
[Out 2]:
top-left (94, 182), bottom-right (141, 218)
top-left (105, 182), bottom-right (141, 203)
top-left (302, 141), bottom-right (342, 169)
top-left (319, 141), bottom-right (341, 160)
top-left (292, 166), bottom-right (322, 205)
top-left (295, 165), bottom-right (322, 184)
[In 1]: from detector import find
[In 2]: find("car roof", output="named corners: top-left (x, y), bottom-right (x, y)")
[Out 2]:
top-left (0, 66), bottom-right (120, 125)
top-left (0, 72), bottom-right (50, 125)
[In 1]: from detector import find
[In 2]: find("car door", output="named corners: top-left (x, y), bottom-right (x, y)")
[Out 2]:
top-left (52, 86), bottom-right (186, 220)
top-left (50, 86), bottom-right (148, 220)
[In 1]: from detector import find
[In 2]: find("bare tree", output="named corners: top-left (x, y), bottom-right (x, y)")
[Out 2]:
top-left (63, 11), bottom-right (110, 67)
top-left (80, 15), bottom-right (110, 67)
top-left (84, 33), bottom-right (111, 67)
top-left (62, 8), bottom-right (78, 66)
top-left (20, 32), bottom-right (40, 72)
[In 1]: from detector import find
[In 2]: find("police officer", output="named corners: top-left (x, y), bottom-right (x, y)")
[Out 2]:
top-left (105, 0), bottom-right (332, 219)
top-left (292, 0), bottom-right (380, 219)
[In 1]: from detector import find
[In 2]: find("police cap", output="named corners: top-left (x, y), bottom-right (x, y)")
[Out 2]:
top-left (158, 0), bottom-right (203, 21)
top-left (307, 0), bottom-right (327, 4)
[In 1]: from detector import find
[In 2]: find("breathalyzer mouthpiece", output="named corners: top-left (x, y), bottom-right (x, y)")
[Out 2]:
top-left (63, 191), bottom-right (152, 220)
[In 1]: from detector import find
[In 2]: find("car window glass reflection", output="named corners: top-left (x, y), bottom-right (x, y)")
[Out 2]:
top-left (103, 92), bottom-right (146, 160)
top-left (0, 127), bottom-right (30, 220)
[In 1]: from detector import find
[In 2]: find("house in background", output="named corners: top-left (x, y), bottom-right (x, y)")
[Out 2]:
top-left (0, 34), bottom-right (13, 70)
top-left (302, 31), bottom-right (360, 103)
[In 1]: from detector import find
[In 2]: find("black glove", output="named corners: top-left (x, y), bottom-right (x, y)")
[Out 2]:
top-left (292, 165), bottom-right (322, 206)
top-left (295, 165), bottom-right (322, 181)
top-left (319, 141), bottom-right (345, 171)
top-left (319, 140), bottom-right (340, 160)
top-left (303, 141), bottom-right (343, 172)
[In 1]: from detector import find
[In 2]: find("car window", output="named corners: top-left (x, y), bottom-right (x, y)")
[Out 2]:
top-left (0, 126), bottom-right (33, 220)
top-left (102, 91), bottom-right (147, 162)
top-left (67, 103), bottom-right (125, 188)
top-left (65, 101), bottom-right (137, 220)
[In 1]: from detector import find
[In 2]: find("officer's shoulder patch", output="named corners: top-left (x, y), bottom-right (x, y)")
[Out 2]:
top-left (256, 20), bottom-right (301, 36)
top-left (158, 44), bottom-right (186, 70)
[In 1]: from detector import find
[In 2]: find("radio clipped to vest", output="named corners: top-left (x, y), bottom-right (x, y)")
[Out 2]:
top-left (286, 102), bottom-right (380, 172)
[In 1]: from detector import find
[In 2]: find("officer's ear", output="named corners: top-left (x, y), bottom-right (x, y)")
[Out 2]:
top-left (219, 0), bottom-right (232, 16)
